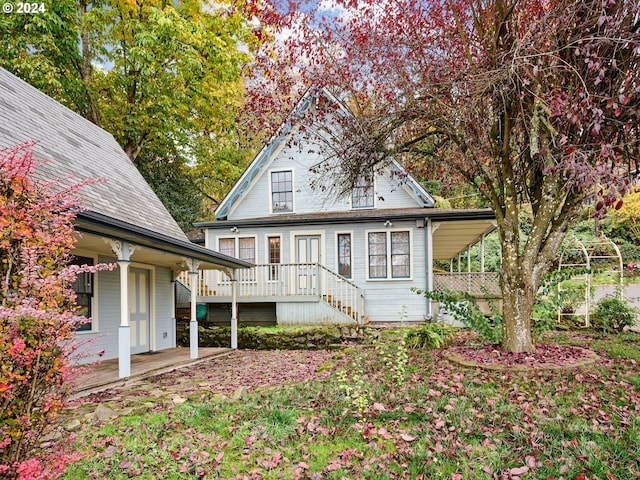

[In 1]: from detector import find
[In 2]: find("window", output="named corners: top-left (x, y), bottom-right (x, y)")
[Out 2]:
top-left (352, 175), bottom-right (374, 209)
top-left (391, 231), bottom-right (410, 278)
top-left (72, 256), bottom-right (94, 331)
top-left (367, 231), bottom-right (411, 279)
top-left (271, 170), bottom-right (293, 212)
top-left (268, 236), bottom-right (281, 280)
top-left (218, 237), bottom-right (256, 281)
top-left (337, 233), bottom-right (352, 278)
top-left (368, 232), bottom-right (387, 278)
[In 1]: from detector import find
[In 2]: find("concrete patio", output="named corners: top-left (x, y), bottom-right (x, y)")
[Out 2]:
top-left (72, 347), bottom-right (232, 398)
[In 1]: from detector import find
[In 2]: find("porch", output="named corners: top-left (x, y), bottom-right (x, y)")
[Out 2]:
top-left (178, 263), bottom-right (365, 324)
top-left (73, 347), bottom-right (232, 397)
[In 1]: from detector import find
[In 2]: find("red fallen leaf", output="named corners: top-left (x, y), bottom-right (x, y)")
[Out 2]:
top-left (400, 433), bottom-right (416, 442)
top-left (605, 473), bottom-right (617, 480)
top-left (169, 450), bottom-right (180, 460)
top-left (510, 466), bottom-right (529, 476)
top-left (118, 459), bottom-right (132, 469)
top-left (372, 402), bottom-right (386, 411)
top-left (574, 475), bottom-right (586, 480)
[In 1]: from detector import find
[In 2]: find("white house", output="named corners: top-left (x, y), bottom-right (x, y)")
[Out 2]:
top-left (192, 89), bottom-right (498, 325)
top-left (0, 68), bottom-right (251, 378)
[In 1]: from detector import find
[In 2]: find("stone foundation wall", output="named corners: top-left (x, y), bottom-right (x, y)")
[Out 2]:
top-left (185, 325), bottom-right (368, 350)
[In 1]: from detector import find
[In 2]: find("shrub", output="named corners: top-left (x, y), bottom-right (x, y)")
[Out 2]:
top-left (412, 288), bottom-right (502, 345)
top-left (404, 323), bottom-right (455, 349)
top-left (591, 295), bottom-right (637, 333)
top-left (0, 143), bottom-right (110, 478)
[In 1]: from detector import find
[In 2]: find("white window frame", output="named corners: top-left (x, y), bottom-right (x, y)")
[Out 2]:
top-left (217, 235), bottom-right (257, 283)
top-left (335, 231), bottom-right (354, 279)
top-left (365, 229), bottom-right (413, 281)
top-left (269, 168), bottom-right (295, 214)
top-left (72, 251), bottom-right (100, 334)
top-left (351, 176), bottom-right (376, 209)
top-left (265, 234), bottom-right (283, 282)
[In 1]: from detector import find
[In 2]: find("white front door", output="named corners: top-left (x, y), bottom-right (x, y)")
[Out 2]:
top-left (296, 235), bottom-right (321, 292)
top-left (129, 267), bottom-right (150, 354)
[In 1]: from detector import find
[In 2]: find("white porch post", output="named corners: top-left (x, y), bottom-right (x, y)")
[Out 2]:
top-left (467, 247), bottom-right (471, 272)
top-left (109, 240), bottom-right (134, 379)
top-left (426, 219), bottom-right (434, 316)
top-left (231, 270), bottom-right (238, 349)
top-left (189, 259), bottom-right (200, 360)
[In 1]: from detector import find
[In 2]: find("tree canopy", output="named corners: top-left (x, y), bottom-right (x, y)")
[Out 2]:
top-left (259, 0), bottom-right (640, 351)
top-left (0, 0), bottom-right (268, 228)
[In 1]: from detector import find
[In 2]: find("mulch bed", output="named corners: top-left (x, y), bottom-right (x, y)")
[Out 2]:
top-left (443, 342), bottom-right (600, 371)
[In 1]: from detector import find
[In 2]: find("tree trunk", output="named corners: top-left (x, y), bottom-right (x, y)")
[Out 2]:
top-left (500, 268), bottom-right (536, 353)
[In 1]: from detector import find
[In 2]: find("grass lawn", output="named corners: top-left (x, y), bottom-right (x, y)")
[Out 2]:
top-left (59, 330), bottom-right (640, 479)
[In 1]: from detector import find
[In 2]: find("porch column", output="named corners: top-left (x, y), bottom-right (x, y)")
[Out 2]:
top-left (425, 219), bottom-right (434, 316)
top-left (189, 259), bottom-right (200, 360)
top-left (231, 270), bottom-right (238, 349)
top-left (109, 240), bottom-right (135, 379)
top-left (467, 247), bottom-right (471, 272)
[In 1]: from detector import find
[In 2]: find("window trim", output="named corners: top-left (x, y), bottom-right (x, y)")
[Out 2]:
top-left (269, 168), bottom-right (295, 214)
top-left (365, 229), bottom-right (413, 281)
top-left (351, 175), bottom-right (376, 209)
top-left (217, 235), bottom-right (257, 283)
top-left (336, 231), bottom-right (354, 279)
top-left (71, 251), bottom-right (99, 334)
top-left (266, 234), bottom-right (282, 282)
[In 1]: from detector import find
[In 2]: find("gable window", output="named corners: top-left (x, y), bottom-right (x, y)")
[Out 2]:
top-left (72, 256), bottom-right (94, 331)
top-left (271, 170), bottom-right (293, 212)
top-left (337, 233), bottom-right (352, 278)
top-left (352, 175), bottom-right (374, 209)
top-left (268, 236), bottom-right (281, 280)
top-left (367, 231), bottom-right (411, 280)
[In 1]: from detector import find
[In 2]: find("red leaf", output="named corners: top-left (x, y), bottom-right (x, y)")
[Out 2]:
top-left (510, 466), bottom-right (529, 476)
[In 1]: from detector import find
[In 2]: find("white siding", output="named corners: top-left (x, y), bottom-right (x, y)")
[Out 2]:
top-left (75, 255), bottom-right (120, 364)
top-left (206, 219), bottom-right (429, 323)
top-left (154, 266), bottom-right (175, 350)
top-left (228, 137), bottom-right (422, 221)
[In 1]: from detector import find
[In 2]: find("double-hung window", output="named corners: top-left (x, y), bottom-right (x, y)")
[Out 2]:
top-left (367, 231), bottom-right (411, 280)
top-left (218, 237), bottom-right (256, 281)
top-left (352, 175), bottom-right (374, 209)
top-left (72, 255), bottom-right (94, 331)
top-left (271, 170), bottom-right (293, 212)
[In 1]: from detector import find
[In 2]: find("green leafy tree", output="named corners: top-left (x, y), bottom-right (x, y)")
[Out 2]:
top-left (0, 0), bottom-right (266, 223)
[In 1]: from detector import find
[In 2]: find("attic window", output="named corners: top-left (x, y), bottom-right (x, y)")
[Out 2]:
top-left (352, 175), bottom-right (374, 209)
top-left (271, 170), bottom-right (293, 213)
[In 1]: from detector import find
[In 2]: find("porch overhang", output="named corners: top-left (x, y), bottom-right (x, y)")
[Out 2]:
top-left (430, 218), bottom-right (497, 260)
top-left (74, 211), bottom-right (252, 271)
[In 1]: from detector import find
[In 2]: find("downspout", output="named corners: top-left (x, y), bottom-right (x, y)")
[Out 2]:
top-left (425, 218), bottom-right (432, 317)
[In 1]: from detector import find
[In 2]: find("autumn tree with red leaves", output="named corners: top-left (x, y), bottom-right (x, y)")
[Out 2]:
top-left (253, 0), bottom-right (640, 352)
top-left (0, 143), bottom-right (112, 478)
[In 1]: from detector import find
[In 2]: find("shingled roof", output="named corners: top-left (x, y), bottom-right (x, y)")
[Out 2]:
top-left (0, 67), bottom-right (186, 241)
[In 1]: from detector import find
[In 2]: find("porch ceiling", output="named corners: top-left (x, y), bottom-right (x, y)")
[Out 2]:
top-left (431, 219), bottom-right (496, 260)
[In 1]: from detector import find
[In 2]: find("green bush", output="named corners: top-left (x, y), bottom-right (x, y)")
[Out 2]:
top-left (412, 288), bottom-right (502, 345)
top-left (591, 295), bottom-right (637, 333)
top-left (404, 323), bottom-right (455, 349)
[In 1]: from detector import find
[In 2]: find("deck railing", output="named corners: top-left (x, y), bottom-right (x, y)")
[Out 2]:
top-left (433, 272), bottom-right (501, 297)
top-left (178, 263), bottom-right (364, 322)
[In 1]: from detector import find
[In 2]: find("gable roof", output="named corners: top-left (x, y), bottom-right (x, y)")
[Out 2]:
top-left (0, 67), bottom-right (251, 270)
top-left (214, 87), bottom-right (435, 220)
top-left (0, 67), bottom-right (185, 241)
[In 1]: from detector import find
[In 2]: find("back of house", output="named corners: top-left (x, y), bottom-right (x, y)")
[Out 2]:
top-left (195, 89), bottom-right (496, 325)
